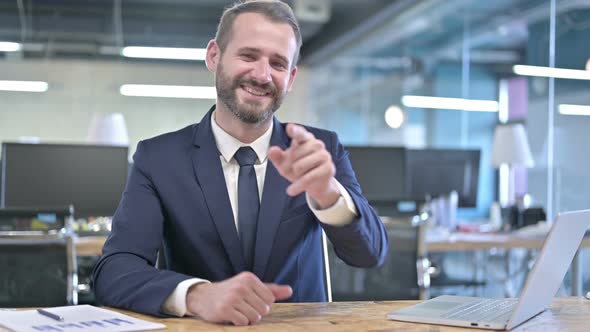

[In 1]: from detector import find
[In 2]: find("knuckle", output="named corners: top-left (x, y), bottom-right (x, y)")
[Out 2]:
top-left (315, 140), bottom-right (325, 150)
top-left (227, 285), bottom-right (242, 296)
top-left (239, 271), bottom-right (255, 283)
top-left (234, 285), bottom-right (248, 297)
top-left (245, 272), bottom-right (259, 284)
top-left (293, 163), bottom-right (303, 175)
top-left (325, 159), bottom-right (334, 171)
top-left (218, 303), bottom-right (232, 315)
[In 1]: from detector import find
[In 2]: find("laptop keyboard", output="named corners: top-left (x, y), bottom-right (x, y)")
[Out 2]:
top-left (442, 298), bottom-right (517, 323)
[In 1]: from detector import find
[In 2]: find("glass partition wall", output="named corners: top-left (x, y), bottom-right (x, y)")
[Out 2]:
top-left (305, 0), bottom-right (587, 222)
top-left (306, 0), bottom-right (589, 296)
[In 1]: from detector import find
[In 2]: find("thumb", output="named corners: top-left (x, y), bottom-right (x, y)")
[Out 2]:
top-left (268, 146), bottom-right (286, 167)
top-left (266, 283), bottom-right (293, 301)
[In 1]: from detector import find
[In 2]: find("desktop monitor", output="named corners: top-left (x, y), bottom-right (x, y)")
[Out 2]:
top-left (405, 148), bottom-right (480, 207)
top-left (345, 146), bottom-right (407, 216)
top-left (1, 143), bottom-right (128, 219)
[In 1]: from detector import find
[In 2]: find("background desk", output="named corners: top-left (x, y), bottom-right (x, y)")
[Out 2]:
top-left (78, 232), bottom-right (590, 256)
top-left (427, 232), bottom-right (590, 296)
top-left (75, 236), bottom-right (106, 256)
top-left (74, 233), bottom-right (590, 296)
top-left (105, 298), bottom-right (589, 331)
top-left (426, 232), bottom-right (590, 252)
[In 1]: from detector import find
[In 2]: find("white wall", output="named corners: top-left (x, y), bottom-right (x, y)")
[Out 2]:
top-left (0, 58), bottom-right (310, 157)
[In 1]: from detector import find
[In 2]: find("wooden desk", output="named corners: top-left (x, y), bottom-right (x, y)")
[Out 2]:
top-left (107, 298), bottom-right (589, 331)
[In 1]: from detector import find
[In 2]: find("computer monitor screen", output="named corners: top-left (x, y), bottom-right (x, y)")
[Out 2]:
top-left (405, 148), bottom-right (480, 207)
top-left (1, 143), bottom-right (128, 218)
top-left (345, 146), bottom-right (406, 206)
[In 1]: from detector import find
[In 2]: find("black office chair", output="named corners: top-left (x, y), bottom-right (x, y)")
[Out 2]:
top-left (0, 207), bottom-right (78, 307)
top-left (0, 234), bottom-right (78, 307)
top-left (327, 217), bottom-right (430, 301)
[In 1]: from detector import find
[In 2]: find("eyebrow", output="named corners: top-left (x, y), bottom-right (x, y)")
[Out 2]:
top-left (238, 47), bottom-right (290, 66)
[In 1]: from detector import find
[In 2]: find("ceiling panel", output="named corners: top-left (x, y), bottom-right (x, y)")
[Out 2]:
top-left (0, 0), bottom-right (394, 62)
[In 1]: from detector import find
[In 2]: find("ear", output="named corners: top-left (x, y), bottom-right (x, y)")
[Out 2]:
top-left (205, 39), bottom-right (220, 73)
top-left (286, 65), bottom-right (298, 92)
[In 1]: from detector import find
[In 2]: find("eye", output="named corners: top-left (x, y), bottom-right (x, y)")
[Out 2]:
top-left (240, 53), bottom-right (255, 61)
top-left (272, 62), bottom-right (287, 70)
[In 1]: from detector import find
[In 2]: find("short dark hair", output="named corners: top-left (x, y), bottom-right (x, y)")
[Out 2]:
top-left (215, 0), bottom-right (302, 66)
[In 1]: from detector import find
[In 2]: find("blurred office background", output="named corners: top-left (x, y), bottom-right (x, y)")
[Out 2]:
top-left (1, 0), bottom-right (589, 304)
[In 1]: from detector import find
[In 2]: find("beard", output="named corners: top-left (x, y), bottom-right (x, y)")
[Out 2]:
top-left (215, 62), bottom-right (285, 125)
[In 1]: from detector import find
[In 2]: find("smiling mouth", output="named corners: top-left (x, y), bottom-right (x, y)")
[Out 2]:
top-left (241, 84), bottom-right (270, 97)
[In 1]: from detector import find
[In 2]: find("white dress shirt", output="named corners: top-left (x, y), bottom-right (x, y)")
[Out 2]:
top-left (161, 112), bottom-right (358, 316)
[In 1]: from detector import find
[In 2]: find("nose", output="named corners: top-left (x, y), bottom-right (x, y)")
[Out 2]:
top-left (251, 59), bottom-right (272, 84)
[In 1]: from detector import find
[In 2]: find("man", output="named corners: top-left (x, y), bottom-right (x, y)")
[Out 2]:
top-left (93, 0), bottom-right (387, 326)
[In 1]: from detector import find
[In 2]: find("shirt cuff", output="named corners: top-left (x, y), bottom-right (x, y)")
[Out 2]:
top-left (306, 179), bottom-right (358, 226)
top-left (161, 278), bottom-right (210, 317)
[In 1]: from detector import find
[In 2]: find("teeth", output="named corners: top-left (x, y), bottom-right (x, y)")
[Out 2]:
top-left (243, 86), bottom-right (267, 97)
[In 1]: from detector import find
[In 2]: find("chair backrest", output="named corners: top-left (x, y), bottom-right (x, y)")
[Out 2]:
top-left (321, 230), bottom-right (332, 302)
top-left (0, 234), bottom-right (78, 307)
top-left (327, 217), bottom-right (424, 301)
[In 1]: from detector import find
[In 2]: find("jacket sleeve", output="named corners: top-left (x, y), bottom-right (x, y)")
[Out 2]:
top-left (320, 131), bottom-right (389, 268)
top-left (92, 141), bottom-right (192, 317)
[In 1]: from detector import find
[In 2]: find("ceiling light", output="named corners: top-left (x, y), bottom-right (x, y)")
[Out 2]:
top-left (513, 65), bottom-right (590, 80)
top-left (401, 95), bottom-right (499, 112)
top-left (120, 84), bottom-right (216, 99)
top-left (558, 104), bottom-right (590, 116)
top-left (0, 42), bottom-right (21, 52)
top-left (0, 80), bottom-right (48, 92)
top-left (121, 47), bottom-right (206, 61)
top-left (384, 105), bottom-right (404, 129)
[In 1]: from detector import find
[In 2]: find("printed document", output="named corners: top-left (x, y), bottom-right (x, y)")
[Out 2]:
top-left (0, 305), bottom-right (165, 332)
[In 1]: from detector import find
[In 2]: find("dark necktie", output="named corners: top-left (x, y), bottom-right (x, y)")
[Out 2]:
top-left (233, 146), bottom-right (260, 271)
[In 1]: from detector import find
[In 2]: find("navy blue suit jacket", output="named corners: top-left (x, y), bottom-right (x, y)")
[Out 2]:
top-left (92, 107), bottom-right (388, 316)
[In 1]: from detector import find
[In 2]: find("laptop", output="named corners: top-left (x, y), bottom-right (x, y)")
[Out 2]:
top-left (388, 209), bottom-right (590, 330)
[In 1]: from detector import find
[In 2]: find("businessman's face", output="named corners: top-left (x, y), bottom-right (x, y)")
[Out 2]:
top-left (209, 13), bottom-right (298, 124)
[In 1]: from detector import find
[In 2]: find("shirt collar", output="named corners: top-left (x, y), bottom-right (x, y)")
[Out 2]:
top-left (210, 110), bottom-right (273, 164)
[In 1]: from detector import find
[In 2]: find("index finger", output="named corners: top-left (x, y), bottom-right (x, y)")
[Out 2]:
top-left (287, 123), bottom-right (313, 144)
top-left (250, 277), bottom-right (276, 305)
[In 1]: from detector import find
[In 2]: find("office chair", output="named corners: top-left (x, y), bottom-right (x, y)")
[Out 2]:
top-left (0, 206), bottom-right (77, 307)
top-left (321, 230), bottom-right (332, 302)
top-left (327, 216), bottom-right (430, 301)
top-left (0, 233), bottom-right (78, 307)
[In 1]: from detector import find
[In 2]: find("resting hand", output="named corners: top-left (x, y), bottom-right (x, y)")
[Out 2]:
top-left (268, 123), bottom-right (340, 209)
top-left (186, 272), bottom-right (292, 326)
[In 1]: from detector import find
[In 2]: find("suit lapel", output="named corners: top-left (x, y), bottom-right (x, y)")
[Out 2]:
top-left (191, 107), bottom-right (245, 273)
top-left (253, 118), bottom-right (291, 278)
